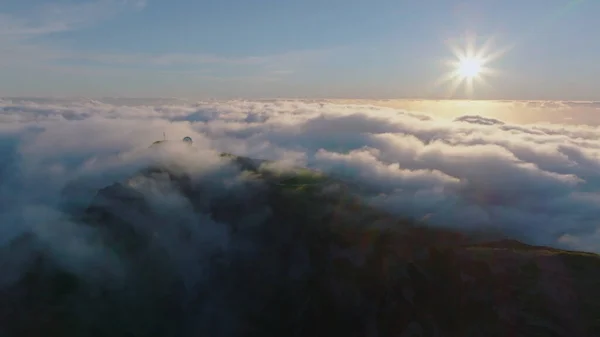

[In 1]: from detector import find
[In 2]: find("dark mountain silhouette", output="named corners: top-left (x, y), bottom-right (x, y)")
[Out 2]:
top-left (1, 152), bottom-right (600, 337)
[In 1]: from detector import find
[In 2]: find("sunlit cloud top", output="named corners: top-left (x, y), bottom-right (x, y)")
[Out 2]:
top-left (3, 98), bottom-right (600, 253)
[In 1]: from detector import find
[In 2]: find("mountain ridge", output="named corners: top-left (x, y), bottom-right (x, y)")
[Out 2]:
top-left (1, 152), bottom-right (599, 337)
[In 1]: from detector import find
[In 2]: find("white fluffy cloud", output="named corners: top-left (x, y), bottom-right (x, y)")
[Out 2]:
top-left (1, 97), bottom-right (600, 254)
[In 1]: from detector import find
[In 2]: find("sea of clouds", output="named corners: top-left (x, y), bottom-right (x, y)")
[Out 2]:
top-left (1, 97), bottom-right (600, 257)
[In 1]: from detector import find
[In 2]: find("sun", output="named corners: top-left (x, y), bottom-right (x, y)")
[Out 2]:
top-left (434, 34), bottom-right (508, 98)
top-left (457, 57), bottom-right (482, 79)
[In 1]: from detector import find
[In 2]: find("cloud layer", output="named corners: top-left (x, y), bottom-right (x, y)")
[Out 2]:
top-left (2, 97), bottom-right (600, 257)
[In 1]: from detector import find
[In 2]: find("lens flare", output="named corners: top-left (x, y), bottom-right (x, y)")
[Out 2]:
top-left (435, 33), bottom-right (508, 98)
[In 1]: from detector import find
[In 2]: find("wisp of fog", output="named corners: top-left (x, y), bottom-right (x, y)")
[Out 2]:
top-left (2, 98), bottom-right (600, 255)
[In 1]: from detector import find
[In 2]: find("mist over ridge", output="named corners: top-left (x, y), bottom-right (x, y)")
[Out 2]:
top-left (1, 98), bottom-right (599, 253)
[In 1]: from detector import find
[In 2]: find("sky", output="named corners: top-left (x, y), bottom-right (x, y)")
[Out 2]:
top-left (0, 0), bottom-right (599, 99)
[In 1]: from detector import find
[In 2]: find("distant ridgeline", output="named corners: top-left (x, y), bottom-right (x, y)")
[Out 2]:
top-left (149, 136), bottom-right (331, 188)
top-left (150, 136), bottom-right (194, 147)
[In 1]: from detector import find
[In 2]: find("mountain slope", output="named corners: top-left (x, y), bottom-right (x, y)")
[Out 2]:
top-left (1, 153), bottom-right (599, 337)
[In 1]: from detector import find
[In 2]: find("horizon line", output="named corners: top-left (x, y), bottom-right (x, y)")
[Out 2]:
top-left (2, 96), bottom-right (599, 104)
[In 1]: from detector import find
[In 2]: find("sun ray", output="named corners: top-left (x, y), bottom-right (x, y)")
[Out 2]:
top-left (476, 76), bottom-right (495, 92)
top-left (445, 76), bottom-right (464, 98)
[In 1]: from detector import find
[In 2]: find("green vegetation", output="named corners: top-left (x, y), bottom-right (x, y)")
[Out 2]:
top-left (5, 154), bottom-right (600, 336)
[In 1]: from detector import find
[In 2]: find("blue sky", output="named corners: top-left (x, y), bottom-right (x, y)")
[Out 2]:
top-left (0, 0), bottom-right (598, 99)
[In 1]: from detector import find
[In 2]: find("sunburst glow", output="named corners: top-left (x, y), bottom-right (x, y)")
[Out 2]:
top-left (457, 58), bottom-right (482, 79)
top-left (435, 34), bottom-right (507, 98)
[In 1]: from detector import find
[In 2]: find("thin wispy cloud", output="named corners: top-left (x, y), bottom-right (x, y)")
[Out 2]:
top-left (0, 0), bottom-right (331, 86)
top-left (58, 47), bottom-right (335, 70)
top-left (0, 0), bottom-right (145, 38)
top-left (0, 0), bottom-right (145, 67)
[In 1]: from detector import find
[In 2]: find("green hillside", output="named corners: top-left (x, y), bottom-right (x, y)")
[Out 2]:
top-left (2, 153), bottom-right (599, 337)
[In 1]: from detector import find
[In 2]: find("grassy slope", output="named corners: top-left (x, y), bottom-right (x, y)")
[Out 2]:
top-left (3, 153), bottom-right (600, 337)
top-left (247, 156), bottom-right (600, 336)
top-left (217, 152), bottom-right (600, 336)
